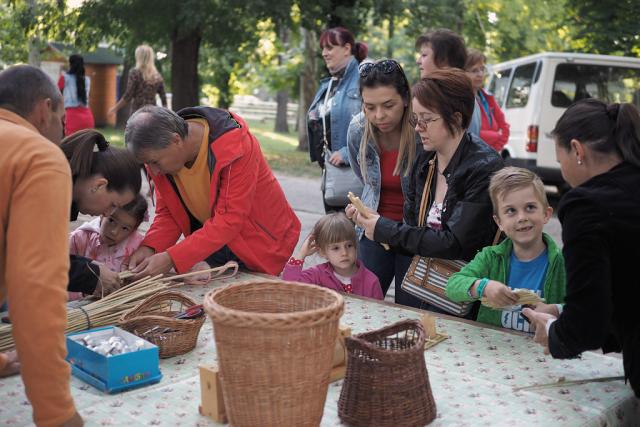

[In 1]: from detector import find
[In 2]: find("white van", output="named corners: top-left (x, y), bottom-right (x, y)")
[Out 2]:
top-left (486, 52), bottom-right (640, 189)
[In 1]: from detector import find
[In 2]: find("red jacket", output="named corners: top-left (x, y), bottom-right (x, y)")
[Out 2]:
top-left (478, 89), bottom-right (510, 152)
top-left (142, 107), bottom-right (301, 275)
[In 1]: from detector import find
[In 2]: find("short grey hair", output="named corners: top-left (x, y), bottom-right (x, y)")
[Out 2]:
top-left (0, 65), bottom-right (62, 117)
top-left (125, 105), bottom-right (189, 153)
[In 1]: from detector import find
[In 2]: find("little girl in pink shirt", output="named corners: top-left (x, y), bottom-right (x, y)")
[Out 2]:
top-left (282, 212), bottom-right (383, 300)
top-left (68, 194), bottom-right (147, 299)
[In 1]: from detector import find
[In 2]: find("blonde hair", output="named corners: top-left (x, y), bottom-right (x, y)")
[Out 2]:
top-left (465, 49), bottom-right (486, 71)
top-left (489, 167), bottom-right (549, 214)
top-left (313, 212), bottom-right (357, 250)
top-left (135, 44), bottom-right (161, 83)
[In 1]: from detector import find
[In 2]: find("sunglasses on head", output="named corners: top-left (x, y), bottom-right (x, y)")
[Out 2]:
top-left (359, 59), bottom-right (402, 78)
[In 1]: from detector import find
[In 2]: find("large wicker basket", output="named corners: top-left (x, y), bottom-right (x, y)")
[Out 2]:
top-left (119, 291), bottom-right (205, 358)
top-left (338, 319), bottom-right (437, 426)
top-left (204, 280), bottom-right (344, 427)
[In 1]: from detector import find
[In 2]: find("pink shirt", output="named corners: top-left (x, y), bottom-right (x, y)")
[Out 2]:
top-left (69, 217), bottom-right (144, 272)
top-left (282, 260), bottom-right (383, 300)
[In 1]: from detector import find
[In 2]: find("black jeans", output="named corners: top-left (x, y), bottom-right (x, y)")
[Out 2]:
top-left (358, 236), bottom-right (411, 297)
top-left (204, 245), bottom-right (244, 269)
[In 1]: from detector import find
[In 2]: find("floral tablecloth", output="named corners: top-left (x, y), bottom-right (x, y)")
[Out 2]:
top-left (1, 271), bottom-right (638, 426)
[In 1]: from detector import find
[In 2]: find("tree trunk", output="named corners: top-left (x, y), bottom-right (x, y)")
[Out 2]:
top-left (297, 28), bottom-right (317, 151)
top-left (115, 62), bottom-right (131, 129)
top-left (274, 25), bottom-right (290, 133)
top-left (217, 68), bottom-right (233, 110)
top-left (386, 17), bottom-right (395, 59)
top-left (170, 30), bottom-right (201, 111)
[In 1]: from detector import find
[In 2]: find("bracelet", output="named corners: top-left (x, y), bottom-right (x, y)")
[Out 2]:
top-left (288, 257), bottom-right (304, 266)
top-left (476, 278), bottom-right (490, 299)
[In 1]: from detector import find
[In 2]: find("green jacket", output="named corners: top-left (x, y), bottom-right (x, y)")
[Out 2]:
top-left (446, 233), bottom-right (566, 328)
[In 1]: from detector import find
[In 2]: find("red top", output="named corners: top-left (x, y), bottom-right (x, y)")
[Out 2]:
top-left (378, 149), bottom-right (404, 221)
top-left (478, 89), bottom-right (510, 152)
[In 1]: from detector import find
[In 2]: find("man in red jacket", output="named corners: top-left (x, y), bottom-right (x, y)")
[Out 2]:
top-left (125, 106), bottom-right (301, 277)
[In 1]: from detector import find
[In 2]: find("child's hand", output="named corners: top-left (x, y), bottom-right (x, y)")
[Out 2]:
top-left (296, 234), bottom-right (318, 259)
top-left (483, 280), bottom-right (518, 308)
top-left (533, 302), bottom-right (560, 317)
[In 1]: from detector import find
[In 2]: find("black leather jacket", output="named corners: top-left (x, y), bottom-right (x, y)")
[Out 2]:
top-left (374, 132), bottom-right (503, 261)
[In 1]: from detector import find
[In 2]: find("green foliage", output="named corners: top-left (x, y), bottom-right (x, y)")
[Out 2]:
top-left (565, 0), bottom-right (640, 56)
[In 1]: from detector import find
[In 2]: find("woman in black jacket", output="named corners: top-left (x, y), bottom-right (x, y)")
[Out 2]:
top-left (61, 130), bottom-right (141, 296)
top-left (349, 69), bottom-right (503, 310)
top-left (524, 99), bottom-right (640, 397)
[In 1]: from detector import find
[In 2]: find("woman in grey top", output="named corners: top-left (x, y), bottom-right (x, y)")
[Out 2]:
top-left (346, 59), bottom-right (418, 296)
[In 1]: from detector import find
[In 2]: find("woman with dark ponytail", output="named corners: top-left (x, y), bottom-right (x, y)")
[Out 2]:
top-left (524, 99), bottom-right (640, 397)
top-left (57, 54), bottom-right (95, 136)
top-left (307, 27), bottom-right (369, 212)
top-left (61, 129), bottom-right (142, 297)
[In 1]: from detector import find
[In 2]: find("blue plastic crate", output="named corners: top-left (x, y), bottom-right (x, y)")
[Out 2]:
top-left (66, 326), bottom-right (162, 393)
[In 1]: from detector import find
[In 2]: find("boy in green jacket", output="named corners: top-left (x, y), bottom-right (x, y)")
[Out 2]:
top-left (446, 167), bottom-right (565, 332)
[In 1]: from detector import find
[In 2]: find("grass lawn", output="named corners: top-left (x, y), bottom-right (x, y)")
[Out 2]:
top-left (98, 119), bottom-right (320, 178)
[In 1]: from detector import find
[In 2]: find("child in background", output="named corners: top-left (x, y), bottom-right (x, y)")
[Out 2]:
top-left (68, 194), bottom-right (147, 299)
top-left (446, 167), bottom-right (566, 332)
top-left (283, 213), bottom-right (383, 300)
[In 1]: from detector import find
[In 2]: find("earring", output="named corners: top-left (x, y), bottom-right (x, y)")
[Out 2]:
top-left (91, 187), bottom-right (98, 193)
top-left (577, 159), bottom-right (583, 165)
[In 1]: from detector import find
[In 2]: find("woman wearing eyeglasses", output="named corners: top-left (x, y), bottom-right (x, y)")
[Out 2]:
top-left (307, 27), bottom-right (368, 212)
top-left (350, 68), bottom-right (503, 311)
top-left (346, 59), bottom-right (417, 297)
top-left (465, 50), bottom-right (510, 152)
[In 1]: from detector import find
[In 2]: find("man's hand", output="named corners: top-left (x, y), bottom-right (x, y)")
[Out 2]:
top-left (132, 251), bottom-right (175, 280)
top-left (483, 281), bottom-right (518, 307)
top-left (124, 246), bottom-right (155, 271)
top-left (94, 264), bottom-right (122, 297)
top-left (523, 308), bottom-right (556, 355)
top-left (0, 351), bottom-right (20, 378)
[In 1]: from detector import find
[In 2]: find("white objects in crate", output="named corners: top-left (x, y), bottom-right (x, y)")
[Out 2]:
top-left (79, 334), bottom-right (146, 356)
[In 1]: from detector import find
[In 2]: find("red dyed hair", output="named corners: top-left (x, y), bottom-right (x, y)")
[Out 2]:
top-left (319, 27), bottom-right (368, 63)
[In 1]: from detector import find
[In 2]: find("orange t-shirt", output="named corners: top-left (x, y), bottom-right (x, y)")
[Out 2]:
top-left (0, 109), bottom-right (76, 426)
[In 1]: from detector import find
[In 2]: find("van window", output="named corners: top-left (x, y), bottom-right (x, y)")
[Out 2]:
top-left (488, 68), bottom-right (511, 106)
top-left (506, 63), bottom-right (537, 108)
top-left (552, 64), bottom-right (640, 108)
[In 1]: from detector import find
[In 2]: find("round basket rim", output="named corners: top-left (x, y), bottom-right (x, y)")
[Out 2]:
top-left (346, 319), bottom-right (425, 357)
top-left (119, 290), bottom-right (199, 323)
top-left (204, 280), bottom-right (344, 327)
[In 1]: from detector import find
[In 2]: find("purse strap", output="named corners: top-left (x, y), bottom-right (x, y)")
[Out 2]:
top-left (417, 158), bottom-right (436, 227)
top-left (417, 157), bottom-right (502, 245)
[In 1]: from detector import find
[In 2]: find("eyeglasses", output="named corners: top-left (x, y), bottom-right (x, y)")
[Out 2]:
top-left (359, 59), bottom-right (402, 78)
top-left (468, 66), bottom-right (487, 76)
top-left (410, 114), bottom-right (441, 129)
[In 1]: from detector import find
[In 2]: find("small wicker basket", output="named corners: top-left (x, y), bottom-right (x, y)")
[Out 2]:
top-left (204, 280), bottom-right (344, 427)
top-left (119, 291), bottom-right (205, 358)
top-left (338, 319), bottom-right (437, 426)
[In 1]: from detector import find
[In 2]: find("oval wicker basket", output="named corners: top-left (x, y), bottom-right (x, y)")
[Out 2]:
top-left (204, 280), bottom-right (345, 427)
top-left (338, 319), bottom-right (437, 426)
top-left (119, 291), bottom-right (205, 358)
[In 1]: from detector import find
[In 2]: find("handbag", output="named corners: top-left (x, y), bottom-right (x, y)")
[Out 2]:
top-left (400, 158), bottom-right (500, 316)
top-left (319, 77), bottom-right (363, 207)
top-left (322, 150), bottom-right (363, 207)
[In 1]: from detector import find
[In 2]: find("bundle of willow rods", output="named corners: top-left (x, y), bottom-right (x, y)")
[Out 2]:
top-left (0, 262), bottom-right (239, 352)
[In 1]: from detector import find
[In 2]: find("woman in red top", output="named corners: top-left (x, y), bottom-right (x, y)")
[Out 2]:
top-left (346, 59), bottom-right (418, 297)
top-left (466, 50), bottom-right (510, 152)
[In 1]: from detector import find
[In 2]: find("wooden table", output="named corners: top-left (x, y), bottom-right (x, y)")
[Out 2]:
top-left (1, 271), bottom-right (638, 426)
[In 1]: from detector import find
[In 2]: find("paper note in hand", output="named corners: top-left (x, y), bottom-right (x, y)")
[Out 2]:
top-left (347, 192), bottom-right (390, 250)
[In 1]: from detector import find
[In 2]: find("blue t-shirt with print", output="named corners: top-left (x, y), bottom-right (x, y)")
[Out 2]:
top-left (500, 249), bottom-right (549, 332)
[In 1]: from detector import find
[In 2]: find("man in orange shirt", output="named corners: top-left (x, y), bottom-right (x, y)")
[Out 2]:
top-left (0, 65), bottom-right (83, 426)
